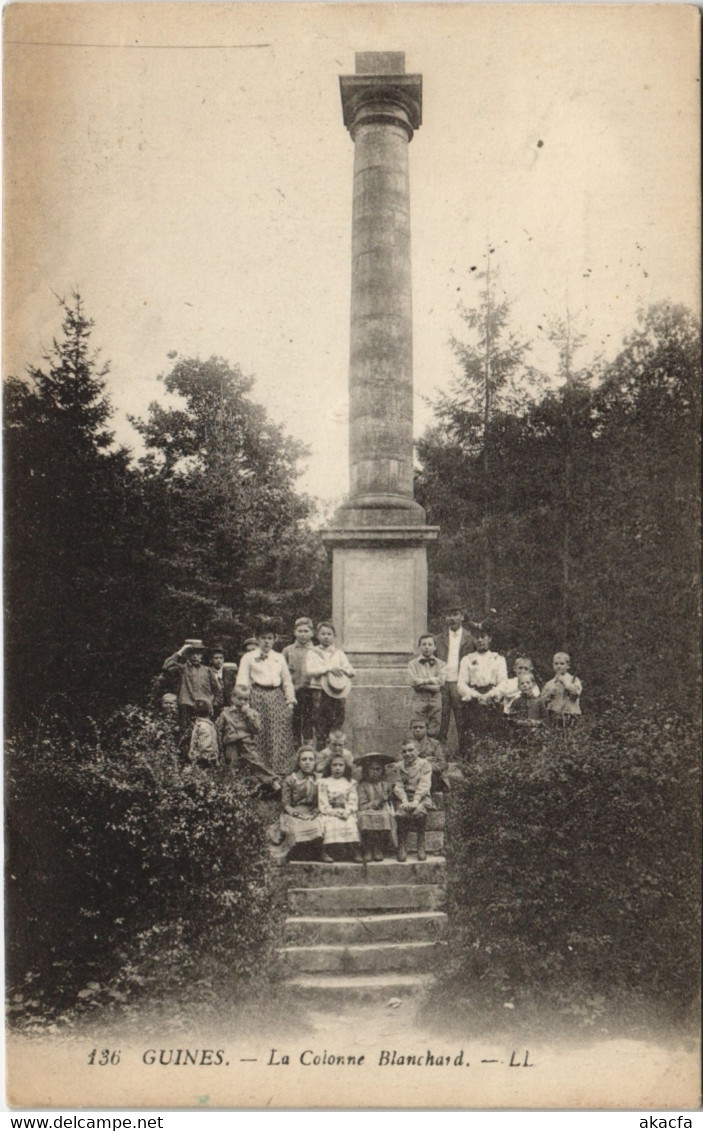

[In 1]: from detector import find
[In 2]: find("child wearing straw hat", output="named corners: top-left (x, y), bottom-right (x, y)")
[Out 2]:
top-left (355, 753), bottom-right (398, 862)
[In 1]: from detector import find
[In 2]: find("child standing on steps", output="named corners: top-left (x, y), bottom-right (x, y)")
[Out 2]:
top-left (307, 622), bottom-right (355, 747)
top-left (393, 739), bottom-right (435, 862)
top-left (356, 753), bottom-right (398, 862)
top-left (315, 728), bottom-right (356, 777)
top-left (541, 651), bottom-right (583, 727)
top-left (407, 634), bottom-right (446, 737)
top-left (186, 699), bottom-right (220, 768)
top-left (282, 617), bottom-right (316, 748)
top-left (318, 752), bottom-right (362, 863)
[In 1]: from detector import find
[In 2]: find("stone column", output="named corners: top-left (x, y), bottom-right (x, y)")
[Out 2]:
top-left (322, 53), bottom-right (438, 756)
top-left (338, 50), bottom-right (424, 527)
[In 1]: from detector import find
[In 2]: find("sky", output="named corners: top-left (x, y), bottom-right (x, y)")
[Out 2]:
top-left (4, 2), bottom-right (700, 504)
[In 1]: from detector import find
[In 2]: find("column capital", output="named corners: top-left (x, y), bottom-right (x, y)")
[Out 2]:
top-left (340, 72), bottom-right (422, 140)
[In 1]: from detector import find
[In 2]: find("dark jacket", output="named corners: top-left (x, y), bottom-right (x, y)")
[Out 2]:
top-left (434, 627), bottom-right (476, 671)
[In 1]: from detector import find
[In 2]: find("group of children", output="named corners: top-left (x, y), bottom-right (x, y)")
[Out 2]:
top-left (160, 618), bottom-right (357, 777)
top-left (275, 729), bottom-right (442, 864)
top-left (159, 616), bottom-right (583, 862)
top-left (410, 628), bottom-right (583, 748)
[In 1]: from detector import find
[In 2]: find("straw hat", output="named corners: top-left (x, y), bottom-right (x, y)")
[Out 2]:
top-left (321, 671), bottom-right (352, 699)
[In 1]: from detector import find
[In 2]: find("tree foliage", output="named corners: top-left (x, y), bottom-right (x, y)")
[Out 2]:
top-left (417, 300), bottom-right (701, 709)
top-left (6, 706), bottom-right (283, 1022)
top-left (4, 293), bottom-right (140, 724)
top-left (4, 301), bottom-right (329, 728)
top-left (130, 354), bottom-right (329, 661)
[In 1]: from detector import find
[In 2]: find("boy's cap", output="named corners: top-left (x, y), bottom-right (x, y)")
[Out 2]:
top-left (243, 637), bottom-right (257, 648)
top-left (222, 662), bottom-right (238, 671)
top-left (184, 638), bottom-right (204, 651)
top-left (208, 642), bottom-right (225, 654)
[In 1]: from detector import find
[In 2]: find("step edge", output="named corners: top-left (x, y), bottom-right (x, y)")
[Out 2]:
top-left (286, 974), bottom-right (435, 987)
top-left (280, 941), bottom-right (439, 954)
top-left (285, 912), bottom-right (448, 924)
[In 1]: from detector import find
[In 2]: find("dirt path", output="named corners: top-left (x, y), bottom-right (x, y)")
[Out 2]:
top-left (6, 994), bottom-right (699, 1110)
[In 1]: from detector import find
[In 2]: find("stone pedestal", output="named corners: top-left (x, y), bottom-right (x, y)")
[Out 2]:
top-left (322, 526), bottom-right (437, 754)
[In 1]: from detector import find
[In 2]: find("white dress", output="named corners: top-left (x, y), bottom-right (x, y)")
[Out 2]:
top-left (318, 776), bottom-right (360, 845)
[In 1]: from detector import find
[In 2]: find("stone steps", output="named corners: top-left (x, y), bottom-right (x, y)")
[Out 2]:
top-left (285, 910), bottom-right (447, 944)
top-left (287, 859), bottom-right (446, 886)
top-left (281, 940), bottom-right (437, 974)
top-left (283, 850), bottom-right (447, 1001)
top-left (286, 972), bottom-right (435, 1002)
top-left (288, 882), bottom-right (446, 915)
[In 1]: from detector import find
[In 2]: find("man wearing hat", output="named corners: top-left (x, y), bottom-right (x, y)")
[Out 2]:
top-left (434, 598), bottom-right (476, 757)
top-left (163, 639), bottom-right (221, 747)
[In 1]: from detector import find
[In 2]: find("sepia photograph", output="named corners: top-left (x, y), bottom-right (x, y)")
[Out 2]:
top-left (3, 1), bottom-right (701, 1110)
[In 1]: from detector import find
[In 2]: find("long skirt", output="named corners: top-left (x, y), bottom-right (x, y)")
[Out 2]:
top-left (321, 813), bottom-right (360, 846)
top-left (357, 805), bottom-right (397, 846)
top-left (250, 685), bottom-right (295, 775)
top-left (281, 811), bottom-right (324, 844)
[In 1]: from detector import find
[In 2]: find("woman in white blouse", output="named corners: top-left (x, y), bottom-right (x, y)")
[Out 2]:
top-left (235, 625), bottom-right (296, 776)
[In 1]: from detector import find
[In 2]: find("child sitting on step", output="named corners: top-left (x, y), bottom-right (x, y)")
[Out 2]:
top-left (393, 739), bottom-right (435, 862)
top-left (278, 745), bottom-right (324, 860)
top-left (317, 752), bottom-right (362, 863)
top-left (355, 753), bottom-right (398, 862)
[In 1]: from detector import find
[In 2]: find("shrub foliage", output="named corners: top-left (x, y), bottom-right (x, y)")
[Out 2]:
top-left (6, 707), bottom-right (281, 1022)
top-left (444, 708), bottom-right (700, 1023)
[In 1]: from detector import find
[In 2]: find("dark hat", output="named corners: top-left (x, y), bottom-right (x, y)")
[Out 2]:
top-left (354, 751), bottom-right (397, 766)
top-left (444, 595), bottom-right (465, 611)
top-left (208, 642), bottom-right (225, 655)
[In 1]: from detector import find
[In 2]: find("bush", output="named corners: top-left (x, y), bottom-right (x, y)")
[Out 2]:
top-left (6, 706), bottom-right (282, 1022)
top-left (442, 708), bottom-right (700, 1025)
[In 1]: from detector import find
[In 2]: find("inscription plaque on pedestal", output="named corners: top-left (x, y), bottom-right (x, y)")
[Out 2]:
top-left (341, 550), bottom-right (415, 653)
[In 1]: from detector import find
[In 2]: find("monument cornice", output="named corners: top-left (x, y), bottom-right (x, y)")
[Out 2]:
top-left (321, 526), bottom-right (439, 549)
top-left (339, 74), bottom-right (423, 140)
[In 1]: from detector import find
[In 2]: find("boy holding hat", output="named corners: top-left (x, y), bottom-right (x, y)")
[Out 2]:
top-left (307, 621), bottom-right (355, 748)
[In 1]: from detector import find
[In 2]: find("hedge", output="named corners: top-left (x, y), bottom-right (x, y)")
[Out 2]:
top-left (6, 706), bottom-right (282, 1023)
top-left (442, 707), bottom-right (700, 1024)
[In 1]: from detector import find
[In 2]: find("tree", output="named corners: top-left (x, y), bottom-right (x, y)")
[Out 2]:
top-left (4, 292), bottom-right (138, 725)
top-left (130, 355), bottom-right (329, 661)
top-left (545, 311), bottom-right (589, 641)
top-left (419, 258), bottom-right (538, 615)
top-left (417, 284), bottom-right (700, 711)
